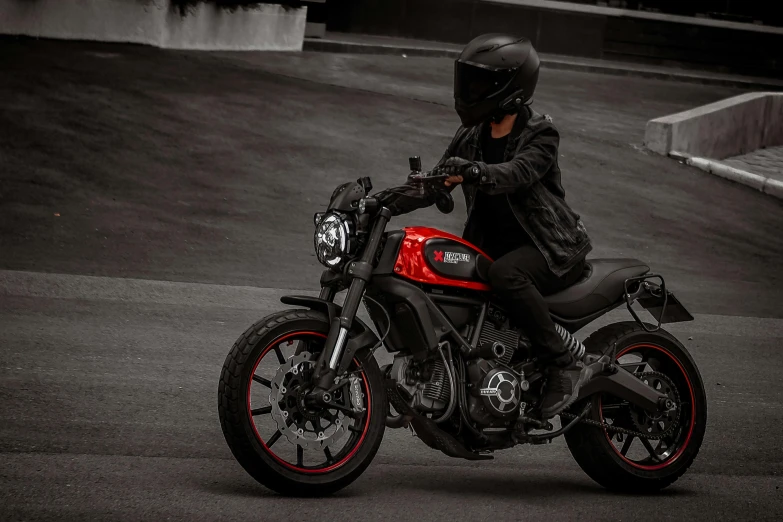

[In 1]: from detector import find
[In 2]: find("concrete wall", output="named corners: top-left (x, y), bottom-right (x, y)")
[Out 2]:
top-left (325, 0), bottom-right (783, 78)
top-left (644, 92), bottom-right (783, 159)
top-left (0, 0), bottom-right (307, 51)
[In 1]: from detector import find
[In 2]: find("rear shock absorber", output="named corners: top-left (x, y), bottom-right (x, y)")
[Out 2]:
top-left (554, 323), bottom-right (586, 360)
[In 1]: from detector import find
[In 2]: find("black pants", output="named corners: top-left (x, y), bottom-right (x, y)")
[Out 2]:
top-left (487, 243), bottom-right (585, 363)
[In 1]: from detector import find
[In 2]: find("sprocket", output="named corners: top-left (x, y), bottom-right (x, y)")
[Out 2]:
top-left (629, 371), bottom-right (680, 437)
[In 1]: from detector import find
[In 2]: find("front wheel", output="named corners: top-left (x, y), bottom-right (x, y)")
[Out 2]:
top-left (564, 321), bottom-right (707, 493)
top-left (218, 309), bottom-right (386, 496)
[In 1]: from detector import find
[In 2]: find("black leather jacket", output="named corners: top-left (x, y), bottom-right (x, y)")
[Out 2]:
top-left (385, 107), bottom-right (592, 277)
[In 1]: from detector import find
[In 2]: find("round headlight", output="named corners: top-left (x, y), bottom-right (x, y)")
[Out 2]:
top-left (314, 213), bottom-right (350, 267)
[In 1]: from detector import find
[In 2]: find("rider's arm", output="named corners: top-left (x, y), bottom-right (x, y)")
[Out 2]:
top-left (473, 124), bottom-right (559, 194)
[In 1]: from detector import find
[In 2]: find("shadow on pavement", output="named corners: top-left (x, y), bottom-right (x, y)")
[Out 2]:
top-left (392, 470), bottom-right (696, 500)
top-left (198, 463), bottom-right (696, 501)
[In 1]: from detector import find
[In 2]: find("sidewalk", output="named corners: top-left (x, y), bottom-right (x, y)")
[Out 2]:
top-left (720, 146), bottom-right (783, 198)
top-left (304, 32), bottom-right (783, 91)
top-left (724, 147), bottom-right (783, 180)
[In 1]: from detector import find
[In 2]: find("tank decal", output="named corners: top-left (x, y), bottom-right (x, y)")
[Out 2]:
top-left (392, 227), bottom-right (492, 292)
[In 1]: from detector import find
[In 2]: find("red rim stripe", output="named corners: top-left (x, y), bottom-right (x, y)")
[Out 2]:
top-left (601, 343), bottom-right (696, 471)
top-left (246, 331), bottom-right (372, 474)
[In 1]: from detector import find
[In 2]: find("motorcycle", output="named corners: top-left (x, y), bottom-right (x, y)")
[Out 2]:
top-left (218, 157), bottom-right (707, 496)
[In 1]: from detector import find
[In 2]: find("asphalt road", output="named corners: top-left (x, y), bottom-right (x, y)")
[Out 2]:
top-left (1, 39), bottom-right (782, 520)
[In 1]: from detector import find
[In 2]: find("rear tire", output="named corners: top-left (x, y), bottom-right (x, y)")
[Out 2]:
top-left (218, 309), bottom-right (386, 496)
top-left (564, 321), bottom-right (707, 493)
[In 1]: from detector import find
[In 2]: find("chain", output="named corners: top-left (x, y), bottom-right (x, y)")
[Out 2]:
top-left (560, 371), bottom-right (681, 441)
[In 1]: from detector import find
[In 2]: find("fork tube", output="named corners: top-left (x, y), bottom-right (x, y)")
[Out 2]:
top-left (309, 208), bottom-right (391, 400)
top-left (334, 208), bottom-right (390, 333)
top-left (318, 286), bottom-right (336, 301)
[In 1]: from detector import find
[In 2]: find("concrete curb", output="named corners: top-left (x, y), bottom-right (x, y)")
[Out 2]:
top-left (303, 38), bottom-right (783, 90)
top-left (670, 151), bottom-right (783, 200)
top-left (304, 38), bottom-right (460, 59)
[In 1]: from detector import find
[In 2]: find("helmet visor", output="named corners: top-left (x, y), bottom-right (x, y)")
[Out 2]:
top-left (454, 60), bottom-right (516, 105)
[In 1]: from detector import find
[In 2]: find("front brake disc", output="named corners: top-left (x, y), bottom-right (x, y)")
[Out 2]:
top-left (269, 352), bottom-right (347, 450)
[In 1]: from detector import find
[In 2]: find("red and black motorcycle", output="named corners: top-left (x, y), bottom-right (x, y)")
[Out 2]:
top-left (218, 159), bottom-right (706, 496)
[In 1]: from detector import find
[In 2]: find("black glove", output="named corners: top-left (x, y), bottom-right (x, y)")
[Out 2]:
top-left (441, 157), bottom-right (481, 182)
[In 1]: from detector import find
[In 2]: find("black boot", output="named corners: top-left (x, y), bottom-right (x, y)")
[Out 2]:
top-left (539, 353), bottom-right (593, 419)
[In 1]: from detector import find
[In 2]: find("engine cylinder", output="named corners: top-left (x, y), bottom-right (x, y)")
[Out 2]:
top-left (422, 358), bottom-right (450, 404)
top-left (477, 313), bottom-right (518, 365)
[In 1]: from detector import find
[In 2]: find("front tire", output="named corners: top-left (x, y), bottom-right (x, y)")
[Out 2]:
top-left (564, 321), bottom-right (707, 493)
top-left (218, 309), bottom-right (386, 496)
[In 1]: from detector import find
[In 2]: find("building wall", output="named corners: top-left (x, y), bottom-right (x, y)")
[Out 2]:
top-left (0, 0), bottom-right (308, 51)
top-left (326, 0), bottom-right (783, 78)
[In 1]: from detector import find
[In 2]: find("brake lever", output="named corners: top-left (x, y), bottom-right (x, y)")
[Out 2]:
top-left (409, 174), bottom-right (451, 186)
top-left (408, 165), bottom-right (450, 184)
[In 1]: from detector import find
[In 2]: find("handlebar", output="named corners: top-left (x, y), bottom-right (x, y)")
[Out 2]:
top-left (407, 172), bottom-right (451, 187)
top-left (370, 167), bottom-right (453, 202)
top-left (364, 164), bottom-right (462, 216)
top-left (409, 164), bottom-right (479, 184)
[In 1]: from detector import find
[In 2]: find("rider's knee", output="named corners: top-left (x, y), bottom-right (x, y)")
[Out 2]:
top-left (487, 258), bottom-right (533, 292)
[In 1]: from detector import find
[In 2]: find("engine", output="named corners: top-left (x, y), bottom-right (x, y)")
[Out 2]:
top-left (466, 356), bottom-right (525, 428)
top-left (390, 355), bottom-right (452, 413)
top-left (389, 305), bottom-right (539, 427)
top-left (465, 305), bottom-right (531, 428)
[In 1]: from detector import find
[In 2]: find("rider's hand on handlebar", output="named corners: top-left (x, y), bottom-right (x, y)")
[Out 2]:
top-left (440, 157), bottom-right (481, 184)
top-left (444, 175), bottom-right (463, 187)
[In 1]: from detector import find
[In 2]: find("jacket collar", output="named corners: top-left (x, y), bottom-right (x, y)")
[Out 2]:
top-left (466, 106), bottom-right (532, 157)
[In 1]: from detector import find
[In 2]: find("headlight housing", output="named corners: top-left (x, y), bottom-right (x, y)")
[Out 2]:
top-left (314, 212), bottom-right (353, 268)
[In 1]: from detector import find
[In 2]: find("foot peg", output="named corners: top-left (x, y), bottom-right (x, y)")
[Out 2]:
top-left (385, 379), bottom-right (492, 461)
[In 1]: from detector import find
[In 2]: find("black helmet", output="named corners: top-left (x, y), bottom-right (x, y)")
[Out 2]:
top-left (454, 34), bottom-right (540, 127)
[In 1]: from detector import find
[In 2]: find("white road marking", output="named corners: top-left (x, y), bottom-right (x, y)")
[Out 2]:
top-left (2, 270), bottom-right (782, 341)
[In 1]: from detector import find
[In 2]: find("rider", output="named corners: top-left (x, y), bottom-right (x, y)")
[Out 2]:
top-left (384, 33), bottom-right (593, 419)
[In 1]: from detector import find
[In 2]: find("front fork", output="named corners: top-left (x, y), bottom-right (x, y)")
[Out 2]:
top-left (306, 208), bottom-right (391, 406)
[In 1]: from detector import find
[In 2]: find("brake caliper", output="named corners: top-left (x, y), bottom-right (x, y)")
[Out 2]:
top-left (349, 375), bottom-right (365, 413)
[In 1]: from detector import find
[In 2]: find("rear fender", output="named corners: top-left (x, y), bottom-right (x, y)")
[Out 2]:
top-left (280, 296), bottom-right (380, 374)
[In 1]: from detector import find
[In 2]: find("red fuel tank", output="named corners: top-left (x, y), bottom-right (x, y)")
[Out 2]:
top-left (393, 227), bottom-right (492, 292)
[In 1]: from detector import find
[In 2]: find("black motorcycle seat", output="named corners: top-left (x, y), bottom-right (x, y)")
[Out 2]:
top-left (474, 256), bottom-right (649, 319)
top-left (544, 259), bottom-right (650, 318)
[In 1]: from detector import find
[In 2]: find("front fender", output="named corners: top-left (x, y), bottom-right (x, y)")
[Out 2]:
top-left (280, 295), bottom-right (380, 373)
top-left (281, 295), bottom-right (341, 323)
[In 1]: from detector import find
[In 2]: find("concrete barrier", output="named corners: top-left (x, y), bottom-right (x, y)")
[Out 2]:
top-left (644, 92), bottom-right (783, 159)
top-left (326, 0), bottom-right (783, 77)
top-left (0, 0), bottom-right (307, 51)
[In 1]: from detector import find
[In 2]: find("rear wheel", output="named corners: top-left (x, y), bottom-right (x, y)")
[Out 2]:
top-left (218, 310), bottom-right (386, 496)
top-left (564, 321), bottom-right (707, 493)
